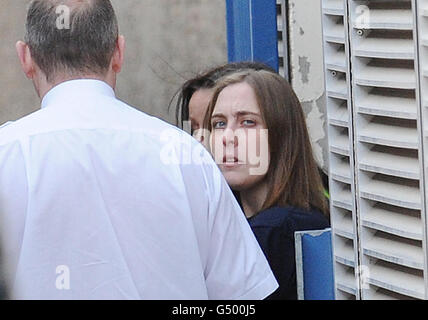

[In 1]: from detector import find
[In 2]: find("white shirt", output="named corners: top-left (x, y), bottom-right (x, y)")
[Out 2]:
top-left (0, 80), bottom-right (278, 300)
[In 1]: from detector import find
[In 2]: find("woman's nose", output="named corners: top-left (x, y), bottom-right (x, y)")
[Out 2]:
top-left (222, 128), bottom-right (238, 147)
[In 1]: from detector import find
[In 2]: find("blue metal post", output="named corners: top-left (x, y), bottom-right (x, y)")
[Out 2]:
top-left (226, 0), bottom-right (279, 73)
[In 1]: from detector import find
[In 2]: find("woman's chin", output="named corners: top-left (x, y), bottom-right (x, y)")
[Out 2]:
top-left (223, 174), bottom-right (245, 191)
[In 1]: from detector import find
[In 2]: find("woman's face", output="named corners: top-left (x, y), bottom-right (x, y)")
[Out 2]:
top-left (189, 88), bottom-right (214, 143)
top-left (210, 82), bottom-right (270, 191)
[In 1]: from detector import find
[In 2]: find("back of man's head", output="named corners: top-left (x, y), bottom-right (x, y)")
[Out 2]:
top-left (25, 0), bottom-right (119, 83)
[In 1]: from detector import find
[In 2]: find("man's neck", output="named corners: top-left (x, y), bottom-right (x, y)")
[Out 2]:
top-left (36, 73), bottom-right (115, 101)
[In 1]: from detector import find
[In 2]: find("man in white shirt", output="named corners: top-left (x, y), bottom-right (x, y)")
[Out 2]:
top-left (0, 0), bottom-right (278, 299)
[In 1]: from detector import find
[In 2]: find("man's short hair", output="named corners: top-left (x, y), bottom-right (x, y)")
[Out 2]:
top-left (24, 0), bottom-right (119, 82)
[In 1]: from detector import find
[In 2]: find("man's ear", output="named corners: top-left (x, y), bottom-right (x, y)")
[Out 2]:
top-left (112, 35), bottom-right (125, 74)
top-left (16, 41), bottom-right (35, 79)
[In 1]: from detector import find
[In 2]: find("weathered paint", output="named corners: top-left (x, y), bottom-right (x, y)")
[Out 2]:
top-left (298, 56), bottom-right (311, 84)
top-left (288, 0), bottom-right (328, 172)
top-left (302, 96), bottom-right (327, 169)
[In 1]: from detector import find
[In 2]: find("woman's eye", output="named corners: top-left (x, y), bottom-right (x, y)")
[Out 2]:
top-left (242, 119), bottom-right (256, 126)
top-left (212, 121), bottom-right (226, 129)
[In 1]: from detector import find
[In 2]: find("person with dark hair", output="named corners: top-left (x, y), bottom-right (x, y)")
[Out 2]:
top-left (173, 62), bottom-right (330, 194)
top-left (172, 61), bottom-right (275, 141)
top-left (204, 69), bottom-right (330, 300)
top-left (0, 0), bottom-right (278, 299)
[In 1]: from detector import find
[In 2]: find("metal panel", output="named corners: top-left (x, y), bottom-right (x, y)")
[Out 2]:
top-left (321, 0), bottom-right (361, 300)
top-left (320, 0), bottom-right (428, 300)
top-left (226, 0), bottom-right (279, 72)
top-left (414, 0), bottom-right (428, 300)
top-left (295, 228), bottom-right (335, 300)
top-left (347, 0), bottom-right (427, 299)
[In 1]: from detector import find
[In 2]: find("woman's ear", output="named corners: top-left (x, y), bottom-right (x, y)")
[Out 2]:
top-left (16, 41), bottom-right (35, 79)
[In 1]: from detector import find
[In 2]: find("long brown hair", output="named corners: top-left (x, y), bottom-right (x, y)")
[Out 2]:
top-left (204, 69), bottom-right (329, 216)
top-left (170, 61), bottom-right (275, 129)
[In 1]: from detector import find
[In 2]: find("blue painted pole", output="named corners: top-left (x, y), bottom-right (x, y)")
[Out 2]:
top-left (226, 0), bottom-right (279, 73)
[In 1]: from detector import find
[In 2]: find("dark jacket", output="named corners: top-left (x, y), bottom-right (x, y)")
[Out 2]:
top-left (248, 206), bottom-right (330, 300)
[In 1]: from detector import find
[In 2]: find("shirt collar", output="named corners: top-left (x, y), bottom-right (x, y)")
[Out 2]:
top-left (41, 79), bottom-right (116, 109)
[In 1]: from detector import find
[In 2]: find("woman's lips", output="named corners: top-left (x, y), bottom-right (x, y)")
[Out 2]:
top-left (221, 156), bottom-right (242, 168)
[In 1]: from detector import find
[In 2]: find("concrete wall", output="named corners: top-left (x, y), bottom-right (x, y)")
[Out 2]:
top-left (0, 1), bottom-right (40, 123)
top-left (0, 0), bottom-right (228, 125)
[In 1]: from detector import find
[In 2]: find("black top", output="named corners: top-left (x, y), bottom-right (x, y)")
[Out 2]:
top-left (247, 206), bottom-right (330, 300)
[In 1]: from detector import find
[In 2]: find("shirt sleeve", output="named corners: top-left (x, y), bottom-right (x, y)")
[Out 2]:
top-left (199, 162), bottom-right (279, 300)
top-left (0, 141), bottom-right (29, 286)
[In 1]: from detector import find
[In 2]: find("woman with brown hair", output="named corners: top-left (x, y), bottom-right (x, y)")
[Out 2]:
top-left (204, 69), bottom-right (330, 300)
top-left (171, 61), bottom-right (276, 140)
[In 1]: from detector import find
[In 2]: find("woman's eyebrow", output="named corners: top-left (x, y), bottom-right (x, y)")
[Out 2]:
top-left (211, 110), bottom-right (262, 120)
top-left (211, 113), bottom-right (225, 119)
top-left (234, 111), bottom-right (261, 117)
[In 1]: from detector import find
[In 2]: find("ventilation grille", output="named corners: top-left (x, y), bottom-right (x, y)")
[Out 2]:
top-left (348, 0), bottom-right (426, 299)
top-left (414, 0), bottom-right (428, 300)
top-left (321, 0), bottom-right (360, 300)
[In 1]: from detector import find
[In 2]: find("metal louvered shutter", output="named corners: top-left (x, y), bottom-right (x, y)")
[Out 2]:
top-left (413, 0), bottom-right (428, 300)
top-left (349, 0), bottom-right (426, 300)
top-left (321, 0), bottom-right (428, 299)
top-left (321, 0), bottom-right (361, 300)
